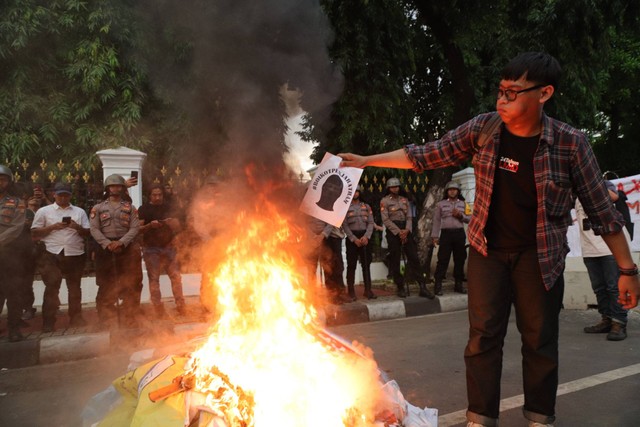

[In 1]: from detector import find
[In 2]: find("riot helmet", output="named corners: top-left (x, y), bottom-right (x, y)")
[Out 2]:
top-left (445, 181), bottom-right (461, 191)
top-left (104, 174), bottom-right (126, 187)
top-left (386, 177), bottom-right (401, 188)
top-left (0, 165), bottom-right (13, 181)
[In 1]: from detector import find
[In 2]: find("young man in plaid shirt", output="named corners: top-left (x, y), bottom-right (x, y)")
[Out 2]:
top-left (339, 52), bottom-right (639, 427)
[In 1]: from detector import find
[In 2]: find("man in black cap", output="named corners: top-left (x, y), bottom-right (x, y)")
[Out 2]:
top-left (32, 182), bottom-right (91, 331)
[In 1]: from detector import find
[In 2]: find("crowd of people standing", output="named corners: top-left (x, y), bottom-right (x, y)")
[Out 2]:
top-left (307, 175), bottom-right (473, 304)
top-left (0, 168), bottom-right (190, 342)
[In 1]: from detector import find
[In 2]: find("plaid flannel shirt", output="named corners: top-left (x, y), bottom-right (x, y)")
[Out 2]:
top-left (404, 112), bottom-right (624, 290)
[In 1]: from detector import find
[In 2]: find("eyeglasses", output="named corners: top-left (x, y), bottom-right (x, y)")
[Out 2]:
top-left (497, 84), bottom-right (543, 102)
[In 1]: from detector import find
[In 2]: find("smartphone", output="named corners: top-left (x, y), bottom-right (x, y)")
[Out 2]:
top-left (62, 216), bottom-right (71, 224)
top-left (130, 171), bottom-right (139, 179)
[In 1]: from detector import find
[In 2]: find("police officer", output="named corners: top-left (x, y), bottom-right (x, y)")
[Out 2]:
top-left (342, 184), bottom-right (376, 300)
top-left (306, 215), bottom-right (347, 304)
top-left (90, 174), bottom-right (143, 329)
top-left (0, 165), bottom-right (27, 342)
top-left (381, 177), bottom-right (433, 299)
top-left (432, 181), bottom-right (471, 295)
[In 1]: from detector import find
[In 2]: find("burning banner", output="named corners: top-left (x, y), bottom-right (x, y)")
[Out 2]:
top-left (82, 196), bottom-right (437, 426)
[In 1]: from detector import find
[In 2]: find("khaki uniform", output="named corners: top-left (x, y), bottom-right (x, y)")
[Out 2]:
top-left (90, 200), bottom-right (142, 327)
top-left (306, 216), bottom-right (344, 296)
top-left (432, 198), bottom-right (470, 290)
top-left (0, 195), bottom-right (26, 333)
top-left (380, 194), bottom-right (429, 296)
top-left (342, 201), bottom-right (375, 298)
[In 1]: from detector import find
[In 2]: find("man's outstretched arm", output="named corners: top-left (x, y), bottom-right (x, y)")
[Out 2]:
top-left (338, 149), bottom-right (412, 169)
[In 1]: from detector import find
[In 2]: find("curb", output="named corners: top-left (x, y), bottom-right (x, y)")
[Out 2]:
top-left (0, 294), bottom-right (468, 368)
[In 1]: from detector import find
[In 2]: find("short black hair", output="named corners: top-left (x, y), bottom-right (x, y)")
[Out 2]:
top-left (147, 184), bottom-right (164, 195)
top-left (501, 52), bottom-right (562, 90)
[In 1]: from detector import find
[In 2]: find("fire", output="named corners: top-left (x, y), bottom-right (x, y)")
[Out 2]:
top-left (185, 210), bottom-right (383, 426)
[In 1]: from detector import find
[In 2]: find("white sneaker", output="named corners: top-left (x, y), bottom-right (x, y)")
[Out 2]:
top-left (528, 422), bottom-right (554, 427)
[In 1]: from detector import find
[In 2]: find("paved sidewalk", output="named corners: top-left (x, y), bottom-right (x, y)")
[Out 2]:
top-left (0, 280), bottom-right (468, 368)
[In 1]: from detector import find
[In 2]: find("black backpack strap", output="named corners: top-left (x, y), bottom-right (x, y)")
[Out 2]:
top-left (473, 112), bottom-right (502, 153)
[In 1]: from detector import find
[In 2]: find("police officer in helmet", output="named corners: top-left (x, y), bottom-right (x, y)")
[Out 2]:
top-left (0, 165), bottom-right (27, 342)
top-left (90, 174), bottom-right (143, 329)
top-left (381, 177), bottom-right (433, 299)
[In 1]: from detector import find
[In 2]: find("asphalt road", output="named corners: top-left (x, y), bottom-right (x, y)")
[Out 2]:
top-left (332, 308), bottom-right (640, 427)
top-left (0, 308), bottom-right (638, 427)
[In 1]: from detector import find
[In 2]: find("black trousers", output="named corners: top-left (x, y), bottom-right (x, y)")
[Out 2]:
top-left (434, 228), bottom-right (467, 282)
top-left (308, 236), bottom-right (344, 292)
top-left (0, 246), bottom-right (23, 330)
top-left (465, 247), bottom-right (563, 426)
top-left (38, 250), bottom-right (86, 324)
top-left (95, 243), bottom-right (143, 325)
top-left (386, 221), bottom-right (425, 288)
top-left (345, 230), bottom-right (372, 290)
top-left (20, 242), bottom-right (38, 311)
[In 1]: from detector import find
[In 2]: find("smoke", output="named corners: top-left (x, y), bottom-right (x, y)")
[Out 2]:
top-left (139, 0), bottom-right (341, 184)
top-left (133, 0), bottom-right (344, 320)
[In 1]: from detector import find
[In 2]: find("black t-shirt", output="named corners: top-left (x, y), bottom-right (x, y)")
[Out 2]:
top-left (138, 203), bottom-right (175, 247)
top-left (485, 128), bottom-right (539, 251)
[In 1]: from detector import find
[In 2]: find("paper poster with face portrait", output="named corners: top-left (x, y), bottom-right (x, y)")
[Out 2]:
top-left (299, 153), bottom-right (363, 226)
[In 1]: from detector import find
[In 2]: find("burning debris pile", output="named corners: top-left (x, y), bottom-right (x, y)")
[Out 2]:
top-left (83, 206), bottom-right (437, 427)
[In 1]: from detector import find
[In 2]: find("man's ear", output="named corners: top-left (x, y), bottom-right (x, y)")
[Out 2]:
top-left (540, 85), bottom-right (555, 103)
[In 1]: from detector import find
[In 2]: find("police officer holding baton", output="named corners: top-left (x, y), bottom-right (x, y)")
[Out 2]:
top-left (381, 177), bottom-right (433, 299)
top-left (90, 174), bottom-right (142, 329)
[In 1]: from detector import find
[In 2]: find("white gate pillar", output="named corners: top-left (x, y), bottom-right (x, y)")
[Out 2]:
top-left (96, 147), bottom-right (146, 208)
top-left (452, 167), bottom-right (476, 210)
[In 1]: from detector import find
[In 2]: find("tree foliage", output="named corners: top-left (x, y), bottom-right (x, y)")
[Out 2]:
top-left (1, 0), bottom-right (639, 190)
top-left (302, 0), bottom-right (640, 253)
top-left (0, 0), bottom-right (149, 167)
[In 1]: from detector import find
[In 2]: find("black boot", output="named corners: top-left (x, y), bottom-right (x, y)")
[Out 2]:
top-left (364, 286), bottom-right (377, 299)
top-left (454, 281), bottom-right (467, 294)
top-left (419, 283), bottom-right (435, 299)
top-left (347, 284), bottom-right (357, 302)
top-left (397, 285), bottom-right (407, 298)
top-left (154, 303), bottom-right (167, 319)
top-left (434, 281), bottom-right (443, 296)
top-left (9, 328), bottom-right (24, 342)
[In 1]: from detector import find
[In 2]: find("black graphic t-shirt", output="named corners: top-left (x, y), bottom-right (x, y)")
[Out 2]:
top-left (485, 128), bottom-right (539, 251)
top-left (138, 203), bottom-right (175, 247)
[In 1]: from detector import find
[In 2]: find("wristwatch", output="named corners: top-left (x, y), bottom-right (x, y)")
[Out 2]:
top-left (618, 264), bottom-right (639, 276)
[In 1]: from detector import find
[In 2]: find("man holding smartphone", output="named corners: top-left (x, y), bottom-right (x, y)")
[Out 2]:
top-left (139, 184), bottom-right (185, 317)
top-left (32, 182), bottom-right (90, 332)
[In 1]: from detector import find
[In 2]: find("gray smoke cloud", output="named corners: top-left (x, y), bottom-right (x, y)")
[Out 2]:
top-left (139, 0), bottom-right (342, 180)
top-left (132, 0), bottom-right (344, 317)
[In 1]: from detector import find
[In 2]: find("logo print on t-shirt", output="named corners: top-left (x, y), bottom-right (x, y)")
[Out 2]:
top-left (499, 156), bottom-right (519, 173)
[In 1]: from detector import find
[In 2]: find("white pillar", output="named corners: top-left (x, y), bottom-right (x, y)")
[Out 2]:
top-left (96, 147), bottom-right (146, 208)
top-left (452, 167), bottom-right (476, 209)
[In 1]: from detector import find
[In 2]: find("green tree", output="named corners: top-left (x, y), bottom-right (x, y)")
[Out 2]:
top-left (307, 0), bottom-right (640, 257)
top-left (0, 0), bottom-right (149, 170)
top-left (591, 2), bottom-right (640, 178)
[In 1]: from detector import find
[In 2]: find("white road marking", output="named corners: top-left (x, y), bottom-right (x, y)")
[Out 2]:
top-left (437, 363), bottom-right (640, 426)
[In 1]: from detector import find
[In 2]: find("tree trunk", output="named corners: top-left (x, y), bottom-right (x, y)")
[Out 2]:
top-left (416, 166), bottom-right (456, 260)
top-left (412, 3), bottom-right (475, 261)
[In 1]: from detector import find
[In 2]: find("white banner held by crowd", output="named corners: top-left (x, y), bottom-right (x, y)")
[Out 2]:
top-left (567, 173), bottom-right (640, 256)
top-left (612, 174), bottom-right (640, 252)
top-left (299, 153), bottom-right (363, 227)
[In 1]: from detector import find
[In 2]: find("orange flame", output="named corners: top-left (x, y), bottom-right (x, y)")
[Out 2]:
top-left (186, 208), bottom-right (382, 426)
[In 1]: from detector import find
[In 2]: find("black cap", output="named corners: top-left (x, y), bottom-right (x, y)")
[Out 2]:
top-left (54, 182), bottom-right (72, 195)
